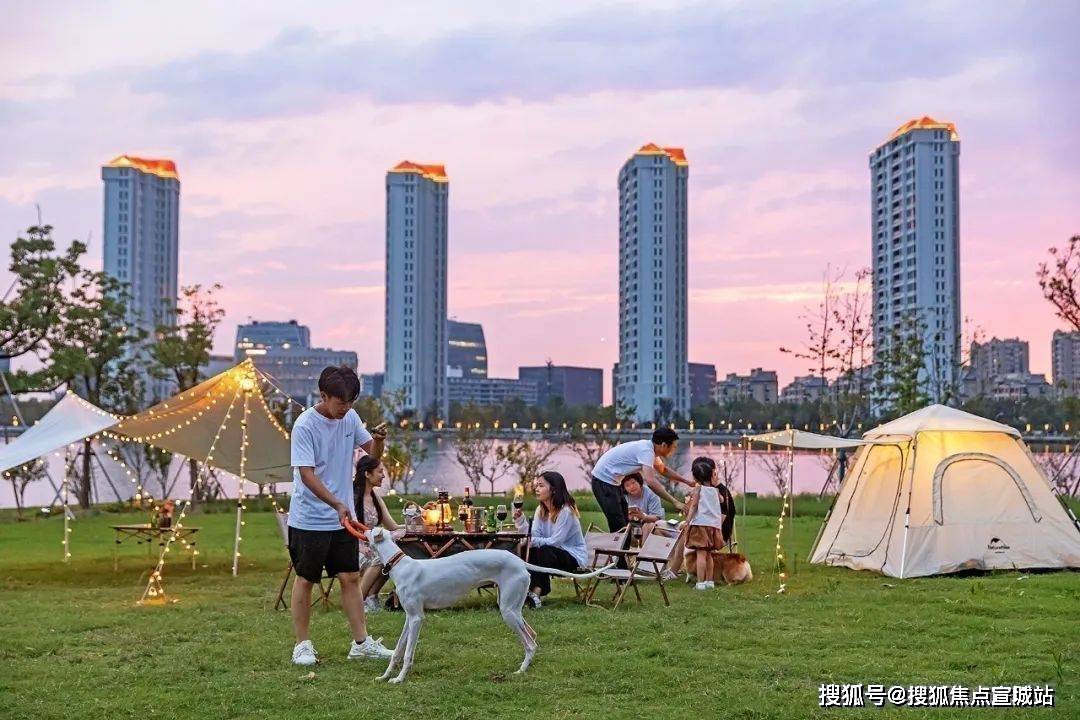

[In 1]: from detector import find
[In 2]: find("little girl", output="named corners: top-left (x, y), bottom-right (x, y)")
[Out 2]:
top-left (685, 456), bottom-right (725, 590)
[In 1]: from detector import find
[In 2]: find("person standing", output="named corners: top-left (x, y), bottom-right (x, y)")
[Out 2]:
top-left (590, 428), bottom-right (691, 532)
top-left (684, 456), bottom-right (726, 590)
top-left (287, 366), bottom-right (394, 666)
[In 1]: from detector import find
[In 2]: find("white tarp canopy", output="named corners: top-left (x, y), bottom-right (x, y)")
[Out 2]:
top-left (0, 392), bottom-right (118, 475)
top-left (111, 360), bottom-right (292, 486)
top-left (810, 405), bottom-right (1080, 577)
top-left (748, 429), bottom-right (867, 450)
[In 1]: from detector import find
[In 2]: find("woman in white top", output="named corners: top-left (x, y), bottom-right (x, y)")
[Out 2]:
top-left (353, 454), bottom-right (400, 613)
top-left (513, 470), bottom-right (587, 608)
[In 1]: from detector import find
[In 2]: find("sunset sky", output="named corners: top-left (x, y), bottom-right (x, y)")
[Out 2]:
top-left (1, 1), bottom-right (1077, 400)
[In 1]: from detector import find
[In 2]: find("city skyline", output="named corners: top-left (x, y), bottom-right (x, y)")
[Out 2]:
top-left (2, 3), bottom-right (1077, 401)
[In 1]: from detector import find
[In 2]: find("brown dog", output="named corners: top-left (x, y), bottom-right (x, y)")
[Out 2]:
top-left (682, 550), bottom-right (753, 584)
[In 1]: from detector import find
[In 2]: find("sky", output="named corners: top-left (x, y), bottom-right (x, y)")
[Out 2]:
top-left (1, 1), bottom-right (1077, 401)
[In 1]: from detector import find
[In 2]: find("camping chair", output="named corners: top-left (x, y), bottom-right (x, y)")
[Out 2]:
top-left (272, 512), bottom-right (336, 611)
top-left (583, 529), bottom-right (677, 609)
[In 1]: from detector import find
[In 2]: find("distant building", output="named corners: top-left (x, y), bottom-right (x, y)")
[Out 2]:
top-left (1052, 330), bottom-right (1080, 396)
top-left (102, 155), bottom-right (180, 333)
top-left (970, 337), bottom-right (1029, 396)
top-left (447, 320), bottom-right (487, 379)
top-left (448, 377), bottom-right (538, 407)
top-left (988, 372), bottom-right (1054, 400)
top-left (688, 362), bottom-right (717, 408)
top-left (780, 375), bottom-right (829, 404)
top-left (615, 143), bottom-right (689, 422)
top-left (715, 368), bottom-right (778, 405)
top-left (235, 320), bottom-right (357, 402)
top-left (385, 161), bottom-right (449, 420)
top-left (518, 364), bottom-right (603, 407)
top-left (360, 373), bottom-right (384, 399)
top-left (870, 117), bottom-right (960, 401)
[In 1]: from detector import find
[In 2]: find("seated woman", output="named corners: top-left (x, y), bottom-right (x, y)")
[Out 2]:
top-left (621, 471), bottom-right (665, 538)
top-left (513, 470), bottom-right (588, 608)
top-left (353, 454), bottom-right (400, 613)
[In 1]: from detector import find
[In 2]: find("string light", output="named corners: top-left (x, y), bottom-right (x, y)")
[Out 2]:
top-left (141, 386), bottom-right (241, 604)
top-left (774, 445), bottom-right (793, 594)
top-left (61, 445), bottom-right (73, 561)
top-left (232, 381), bottom-right (252, 576)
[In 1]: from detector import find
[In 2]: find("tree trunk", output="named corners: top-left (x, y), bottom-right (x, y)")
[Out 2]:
top-left (189, 457), bottom-right (200, 505)
top-left (78, 437), bottom-right (92, 508)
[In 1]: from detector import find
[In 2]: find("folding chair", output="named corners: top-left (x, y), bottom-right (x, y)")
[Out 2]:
top-left (583, 530), bottom-right (677, 609)
top-left (273, 512), bottom-right (337, 610)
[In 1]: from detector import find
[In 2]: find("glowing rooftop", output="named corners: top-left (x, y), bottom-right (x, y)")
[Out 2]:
top-left (888, 116), bottom-right (959, 142)
top-left (104, 155), bottom-right (179, 179)
top-left (389, 161), bottom-right (448, 183)
top-left (635, 143), bottom-right (688, 166)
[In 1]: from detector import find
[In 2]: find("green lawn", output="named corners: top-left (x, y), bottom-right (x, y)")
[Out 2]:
top-left (0, 502), bottom-right (1077, 720)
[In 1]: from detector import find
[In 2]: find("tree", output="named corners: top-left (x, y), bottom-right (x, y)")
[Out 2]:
top-left (873, 311), bottom-right (930, 417)
top-left (151, 284), bottom-right (224, 503)
top-left (4, 458), bottom-right (47, 519)
top-left (1037, 234), bottom-right (1080, 332)
top-left (374, 388), bottom-right (428, 494)
top-left (495, 437), bottom-right (558, 492)
top-left (31, 269), bottom-right (144, 507)
top-left (0, 225), bottom-right (84, 364)
top-left (755, 451), bottom-right (791, 496)
top-left (454, 423), bottom-right (510, 496)
top-left (567, 423), bottom-right (620, 486)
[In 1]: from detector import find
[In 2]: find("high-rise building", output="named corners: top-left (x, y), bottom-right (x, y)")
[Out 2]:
top-left (359, 373), bottom-right (384, 399)
top-left (615, 143), bottom-right (689, 422)
top-left (447, 320), bottom-right (487, 379)
top-left (102, 155), bottom-right (180, 332)
top-left (870, 117), bottom-right (960, 401)
top-left (385, 161), bottom-right (449, 420)
top-left (688, 362), bottom-right (717, 408)
top-left (448, 377), bottom-right (538, 407)
top-left (234, 320), bottom-right (357, 402)
top-left (1052, 330), bottom-right (1080, 396)
top-left (518, 364), bottom-right (603, 407)
top-left (970, 337), bottom-right (1029, 396)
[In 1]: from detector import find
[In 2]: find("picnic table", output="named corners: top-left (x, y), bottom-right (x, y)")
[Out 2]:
top-left (110, 523), bottom-right (200, 571)
top-left (397, 530), bottom-right (526, 559)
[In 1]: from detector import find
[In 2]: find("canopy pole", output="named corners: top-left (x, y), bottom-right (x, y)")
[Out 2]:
top-left (789, 437), bottom-right (796, 575)
top-left (741, 436), bottom-right (747, 518)
top-left (61, 447), bottom-right (71, 562)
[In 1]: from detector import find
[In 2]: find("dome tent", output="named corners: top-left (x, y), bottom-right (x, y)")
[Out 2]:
top-left (809, 405), bottom-right (1080, 578)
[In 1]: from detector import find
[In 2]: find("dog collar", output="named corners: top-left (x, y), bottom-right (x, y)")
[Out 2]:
top-left (381, 550), bottom-right (406, 576)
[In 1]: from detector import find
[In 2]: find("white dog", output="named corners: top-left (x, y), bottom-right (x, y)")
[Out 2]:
top-left (348, 522), bottom-right (610, 683)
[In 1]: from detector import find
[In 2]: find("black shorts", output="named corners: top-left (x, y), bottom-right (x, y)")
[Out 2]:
top-left (288, 527), bottom-right (359, 582)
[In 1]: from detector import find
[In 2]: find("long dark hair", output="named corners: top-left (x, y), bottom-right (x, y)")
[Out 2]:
top-left (353, 455), bottom-right (385, 526)
top-left (537, 470), bottom-right (578, 520)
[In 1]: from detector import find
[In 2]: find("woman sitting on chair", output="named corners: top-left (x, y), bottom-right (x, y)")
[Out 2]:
top-left (513, 471), bottom-right (588, 609)
top-left (353, 454), bottom-right (400, 614)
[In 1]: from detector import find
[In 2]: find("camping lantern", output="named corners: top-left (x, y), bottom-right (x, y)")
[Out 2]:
top-left (436, 490), bottom-right (453, 530)
top-left (421, 502), bottom-right (441, 532)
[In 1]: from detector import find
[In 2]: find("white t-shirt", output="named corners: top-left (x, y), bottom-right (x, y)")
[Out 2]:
top-left (288, 407), bottom-right (373, 531)
top-left (592, 439), bottom-right (655, 486)
top-left (691, 485), bottom-right (725, 530)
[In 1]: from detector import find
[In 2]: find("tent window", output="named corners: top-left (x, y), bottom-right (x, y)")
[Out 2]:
top-left (932, 453), bottom-right (1041, 526)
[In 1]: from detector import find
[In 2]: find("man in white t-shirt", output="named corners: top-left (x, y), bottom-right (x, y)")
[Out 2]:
top-left (287, 366), bottom-right (393, 666)
top-left (590, 428), bottom-right (692, 532)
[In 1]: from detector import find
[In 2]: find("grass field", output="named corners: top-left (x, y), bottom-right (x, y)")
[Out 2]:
top-left (1, 498), bottom-right (1077, 719)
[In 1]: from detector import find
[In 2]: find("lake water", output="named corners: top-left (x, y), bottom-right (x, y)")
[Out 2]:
top-left (3, 438), bottom-right (1074, 508)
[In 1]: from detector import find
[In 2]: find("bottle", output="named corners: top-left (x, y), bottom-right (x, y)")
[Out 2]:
top-left (486, 507), bottom-right (497, 533)
top-left (463, 486), bottom-right (474, 508)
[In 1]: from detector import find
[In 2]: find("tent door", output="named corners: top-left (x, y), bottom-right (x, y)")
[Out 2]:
top-left (932, 453), bottom-right (1041, 526)
top-left (827, 444), bottom-right (905, 558)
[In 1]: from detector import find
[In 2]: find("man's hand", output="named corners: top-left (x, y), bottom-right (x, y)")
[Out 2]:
top-left (334, 501), bottom-right (351, 528)
top-left (370, 422), bottom-right (388, 440)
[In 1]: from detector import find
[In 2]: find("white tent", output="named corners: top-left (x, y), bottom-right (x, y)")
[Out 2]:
top-left (0, 392), bottom-right (118, 475)
top-left (810, 405), bottom-right (1080, 578)
top-left (111, 360), bottom-right (291, 486)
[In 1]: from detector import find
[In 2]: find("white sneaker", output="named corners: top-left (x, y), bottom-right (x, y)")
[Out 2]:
top-left (694, 582), bottom-right (711, 591)
top-left (363, 596), bottom-right (381, 614)
top-left (525, 592), bottom-right (543, 609)
top-left (292, 640), bottom-right (318, 666)
top-left (347, 636), bottom-right (393, 660)
top-left (705, 581), bottom-right (716, 589)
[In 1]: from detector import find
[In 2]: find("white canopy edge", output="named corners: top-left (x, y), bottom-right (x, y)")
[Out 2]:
top-left (748, 429), bottom-right (868, 450)
top-left (0, 392), bottom-right (118, 474)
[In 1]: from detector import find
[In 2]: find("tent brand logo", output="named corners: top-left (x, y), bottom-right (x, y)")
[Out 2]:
top-left (987, 537), bottom-right (1010, 553)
